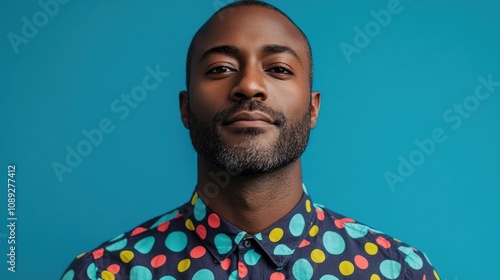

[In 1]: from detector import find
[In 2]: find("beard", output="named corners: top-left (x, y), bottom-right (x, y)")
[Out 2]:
top-left (188, 99), bottom-right (311, 174)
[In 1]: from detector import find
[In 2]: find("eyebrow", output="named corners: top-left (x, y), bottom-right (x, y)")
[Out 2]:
top-left (199, 44), bottom-right (302, 65)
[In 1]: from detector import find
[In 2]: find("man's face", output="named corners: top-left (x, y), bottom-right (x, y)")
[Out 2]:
top-left (180, 6), bottom-right (320, 173)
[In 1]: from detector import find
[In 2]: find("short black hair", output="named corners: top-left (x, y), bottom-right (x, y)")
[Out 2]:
top-left (185, 0), bottom-right (314, 90)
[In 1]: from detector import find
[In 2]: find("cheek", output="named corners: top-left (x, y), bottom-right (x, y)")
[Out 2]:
top-left (189, 86), bottom-right (227, 119)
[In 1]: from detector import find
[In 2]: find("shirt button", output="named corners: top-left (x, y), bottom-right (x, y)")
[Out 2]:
top-left (243, 239), bottom-right (252, 248)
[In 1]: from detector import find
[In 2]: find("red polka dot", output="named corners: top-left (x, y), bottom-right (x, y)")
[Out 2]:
top-left (150, 254), bottom-right (166, 268)
top-left (196, 224), bottom-right (207, 240)
top-left (107, 264), bottom-right (120, 274)
top-left (92, 248), bottom-right (104, 260)
top-left (238, 262), bottom-right (248, 278)
top-left (270, 272), bottom-right (285, 280)
top-left (334, 219), bottom-right (345, 229)
top-left (208, 213), bottom-right (221, 228)
top-left (190, 246), bottom-right (207, 259)
top-left (298, 239), bottom-right (310, 248)
top-left (131, 227), bottom-right (147, 236)
top-left (376, 236), bottom-right (392, 249)
top-left (354, 255), bottom-right (369, 269)
top-left (316, 209), bottom-right (325, 221)
top-left (157, 221), bottom-right (170, 232)
top-left (422, 275), bottom-right (426, 280)
top-left (174, 213), bottom-right (183, 219)
top-left (221, 258), bottom-right (231, 270)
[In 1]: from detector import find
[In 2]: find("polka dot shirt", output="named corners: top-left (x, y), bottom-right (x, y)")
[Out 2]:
top-left (61, 186), bottom-right (440, 279)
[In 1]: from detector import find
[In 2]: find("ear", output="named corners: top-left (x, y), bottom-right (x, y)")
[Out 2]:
top-left (309, 91), bottom-right (321, 129)
top-left (179, 91), bottom-right (190, 129)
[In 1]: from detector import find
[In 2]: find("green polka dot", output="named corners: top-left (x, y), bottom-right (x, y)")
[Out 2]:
top-left (320, 275), bottom-right (339, 280)
top-left (192, 269), bottom-right (215, 280)
top-left (86, 262), bottom-right (97, 280)
top-left (105, 238), bottom-right (127, 252)
top-left (150, 210), bottom-right (179, 229)
top-left (165, 231), bottom-right (188, 252)
top-left (273, 244), bottom-right (294, 255)
top-left (292, 258), bottom-right (314, 280)
top-left (398, 246), bottom-right (423, 270)
top-left (379, 260), bottom-right (401, 280)
top-left (228, 270), bottom-right (238, 280)
top-left (323, 231), bottom-right (345, 255)
top-left (289, 213), bottom-right (306, 237)
top-left (61, 270), bottom-right (74, 280)
top-left (130, 265), bottom-right (152, 280)
top-left (244, 249), bottom-right (262, 265)
top-left (344, 223), bottom-right (369, 239)
top-left (214, 233), bottom-right (233, 255)
top-left (134, 236), bottom-right (155, 254)
top-left (194, 198), bottom-right (206, 221)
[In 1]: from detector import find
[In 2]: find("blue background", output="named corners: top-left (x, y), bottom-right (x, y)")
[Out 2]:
top-left (1, 0), bottom-right (499, 279)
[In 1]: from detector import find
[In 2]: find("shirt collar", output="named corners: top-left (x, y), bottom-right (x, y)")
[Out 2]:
top-left (181, 184), bottom-right (317, 268)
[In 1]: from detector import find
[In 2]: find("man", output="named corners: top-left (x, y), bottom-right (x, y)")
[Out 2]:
top-left (62, 1), bottom-right (439, 279)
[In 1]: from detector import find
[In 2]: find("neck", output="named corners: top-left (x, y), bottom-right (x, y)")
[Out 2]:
top-left (195, 157), bottom-right (304, 234)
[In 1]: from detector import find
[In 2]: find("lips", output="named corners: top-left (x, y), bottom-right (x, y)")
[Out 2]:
top-left (223, 111), bottom-right (275, 125)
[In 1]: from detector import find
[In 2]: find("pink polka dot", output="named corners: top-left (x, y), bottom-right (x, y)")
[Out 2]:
top-left (208, 213), bottom-right (221, 228)
top-left (92, 248), bottom-right (104, 260)
top-left (196, 224), bottom-right (207, 240)
top-left (221, 258), bottom-right (231, 270)
top-left (423, 275), bottom-right (427, 280)
top-left (238, 262), bottom-right (248, 278)
top-left (354, 255), bottom-right (369, 269)
top-left (150, 254), bottom-right (166, 268)
top-left (376, 236), bottom-right (391, 249)
top-left (316, 209), bottom-right (325, 221)
top-left (190, 246), bottom-right (207, 259)
top-left (270, 272), bottom-right (285, 280)
top-left (131, 227), bottom-right (147, 236)
top-left (157, 221), bottom-right (170, 232)
top-left (298, 239), bottom-right (310, 248)
top-left (107, 264), bottom-right (120, 274)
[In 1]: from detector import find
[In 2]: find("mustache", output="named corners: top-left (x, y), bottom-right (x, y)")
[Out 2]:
top-left (213, 100), bottom-right (286, 126)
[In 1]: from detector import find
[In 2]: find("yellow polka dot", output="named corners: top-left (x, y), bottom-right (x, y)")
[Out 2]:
top-left (393, 238), bottom-right (402, 243)
top-left (101, 270), bottom-right (115, 280)
top-left (339, 260), bottom-right (355, 276)
top-left (119, 250), bottom-right (134, 263)
top-left (185, 219), bottom-right (195, 231)
top-left (370, 274), bottom-right (381, 280)
top-left (310, 249), bottom-right (326, 263)
top-left (178, 258), bottom-right (191, 272)
top-left (76, 252), bottom-right (86, 259)
top-left (305, 199), bottom-right (312, 213)
top-left (365, 242), bottom-right (378, 255)
top-left (309, 225), bottom-right (319, 237)
top-left (191, 192), bottom-right (198, 205)
top-left (433, 270), bottom-right (440, 280)
top-left (269, 228), bottom-right (284, 242)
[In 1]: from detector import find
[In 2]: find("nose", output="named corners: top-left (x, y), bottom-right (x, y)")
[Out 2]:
top-left (230, 65), bottom-right (268, 102)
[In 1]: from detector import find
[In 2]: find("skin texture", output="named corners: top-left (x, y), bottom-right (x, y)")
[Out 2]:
top-left (179, 6), bottom-right (320, 234)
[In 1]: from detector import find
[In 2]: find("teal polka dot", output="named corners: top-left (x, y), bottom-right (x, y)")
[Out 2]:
top-left (214, 233), bottom-right (233, 255)
top-left (109, 233), bottom-right (125, 242)
top-left (274, 244), bottom-right (294, 255)
top-left (130, 265), bottom-right (152, 280)
top-left (344, 223), bottom-right (369, 239)
top-left (254, 233), bottom-right (263, 240)
top-left (159, 277), bottom-right (176, 280)
top-left (320, 275), bottom-right (339, 280)
top-left (323, 231), bottom-right (345, 255)
top-left (105, 238), bottom-right (127, 252)
top-left (86, 262), bottom-right (97, 280)
top-left (134, 236), bottom-right (155, 254)
top-left (292, 258), bottom-right (314, 280)
top-left (289, 213), bottom-right (306, 237)
top-left (61, 270), bottom-right (74, 280)
top-left (165, 231), bottom-right (188, 252)
top-left (398, 246), bottom-right (423, 270)
top-left (243, 249), bottom-right (262, 265)
top-left (234, 231), bottom-right (247, 244)
top-left (228, 270), bottom-right (238, 280)
top-left (379, 260), bottom-right (402, 280)
top-left (194, 198), bottom-right (206, 221)
top-left (192, 269), bottom-right (215, 280)
top-left (150, 210), bottom-right (179, 229)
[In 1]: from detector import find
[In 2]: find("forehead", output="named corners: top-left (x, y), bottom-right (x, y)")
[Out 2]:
top-left (193, 6), bottom-right (308, 60)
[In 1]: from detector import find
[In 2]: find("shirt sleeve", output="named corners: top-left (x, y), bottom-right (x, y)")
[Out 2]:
top-left (60, 252), bottom-right (98, 280)
top-left (401, 246), bottom-right (440, 280)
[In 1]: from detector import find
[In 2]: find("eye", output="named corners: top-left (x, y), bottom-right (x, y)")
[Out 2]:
top-left (207, 66), bottom-right (235, 74)
top-left (267, 66), bottom-right (293, 75)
